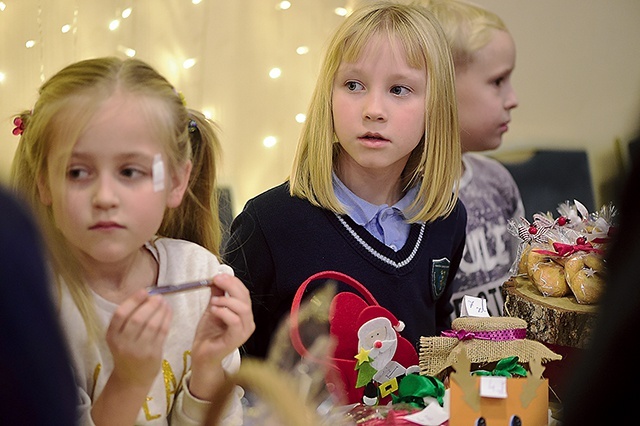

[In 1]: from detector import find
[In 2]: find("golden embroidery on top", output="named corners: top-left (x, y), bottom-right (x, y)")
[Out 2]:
top-left (143, 396), bottom-right (162, 421)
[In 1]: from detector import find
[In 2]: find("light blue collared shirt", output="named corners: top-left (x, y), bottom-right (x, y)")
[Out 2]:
top-left (333, 173), bottom-right (418, 252)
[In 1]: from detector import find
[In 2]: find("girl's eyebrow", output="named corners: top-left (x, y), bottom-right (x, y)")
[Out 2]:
top-left (69, 151), bottom-right (155, 162)
top-left (115, 152), bottom-right (156, 162)
top-left (337, 65), bottom-right (422, 82)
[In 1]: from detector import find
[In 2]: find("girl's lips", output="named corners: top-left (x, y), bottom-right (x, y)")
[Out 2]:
top-left (359, 133), bottom-right (390, 146)
top-left (359, 137), bottom-right (390, 148)
top-left (360, 132), bottom-right (387, 140)
top-left (90, 222), bottom-right (124, 230)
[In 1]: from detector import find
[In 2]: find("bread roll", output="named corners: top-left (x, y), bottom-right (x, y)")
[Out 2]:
top-left (564, 253), bottom-right (605, 304)
top-left (527, 249), bottom-right (570, 297)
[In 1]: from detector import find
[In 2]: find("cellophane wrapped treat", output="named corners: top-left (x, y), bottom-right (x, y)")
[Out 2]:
top-left (507, 199), bottom-right (616, 304)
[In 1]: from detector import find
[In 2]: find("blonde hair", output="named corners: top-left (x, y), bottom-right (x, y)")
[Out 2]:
top-left (416, 0), bottom-right (508, 70)
top-left (10, 57), bottom-right (223, 339)
top-left (289, 0), bottom-right (460, 223)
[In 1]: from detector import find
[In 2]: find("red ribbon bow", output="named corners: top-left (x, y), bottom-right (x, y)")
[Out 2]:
top-left (535, 241), bottom-right (602, 257)
top-left (553, 241), bottom-right (601, 256)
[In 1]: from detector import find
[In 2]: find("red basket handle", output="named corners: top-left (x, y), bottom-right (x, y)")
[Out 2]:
top-left (289, 270), bottom-right (379, 359)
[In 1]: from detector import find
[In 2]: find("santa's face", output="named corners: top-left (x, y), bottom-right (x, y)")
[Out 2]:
top-left (358, 317), bottom-right (399, 372)
top-left (363, 326), bottom-right (388, 349)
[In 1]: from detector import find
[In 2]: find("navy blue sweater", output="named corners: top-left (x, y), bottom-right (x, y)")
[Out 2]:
top-left (223, 182), bottom-right (467, 358)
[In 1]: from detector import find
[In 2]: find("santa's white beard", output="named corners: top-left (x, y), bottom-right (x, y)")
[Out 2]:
top-left (369, 339), bottom-right (398, 370)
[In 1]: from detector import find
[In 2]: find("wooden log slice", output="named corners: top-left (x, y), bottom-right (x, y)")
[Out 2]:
top-left (501, 275), bottom-right (598, 349)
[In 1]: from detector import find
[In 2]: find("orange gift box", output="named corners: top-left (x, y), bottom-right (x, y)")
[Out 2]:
top-left (448, 372), bottom-right (548, 425)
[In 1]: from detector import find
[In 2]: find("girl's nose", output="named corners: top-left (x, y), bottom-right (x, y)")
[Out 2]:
top-left (92, 176), bottom-right (119, 209)
top-left (363, 93), bottom-right (387, 122)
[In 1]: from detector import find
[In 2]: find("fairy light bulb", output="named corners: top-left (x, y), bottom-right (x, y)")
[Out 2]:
top-left (263, 136), bottom-right (277, 148)
top-left (334, 7), bottom-right (348, 17)
top-left (269, 68), bottom-right (281, 79)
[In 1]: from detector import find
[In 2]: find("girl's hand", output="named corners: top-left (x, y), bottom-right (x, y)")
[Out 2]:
top-left (91, 289), bottom-right (172, 425)
top-left (106, 289), bottom-right (173, 387)
top-left (188, 273), bottom-right (255, 400)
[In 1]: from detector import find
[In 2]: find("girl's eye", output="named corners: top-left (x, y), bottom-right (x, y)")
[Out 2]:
top-left (346, 81), bottom-right (364, 92)
top-left (391, 85), bottom-right (411, 96)
top-left (494, 77), bottom-right (505, 87)
top-left (121, 167), bottom-right (146, 179)
top-left (67, 167), bottom-right (89, 180)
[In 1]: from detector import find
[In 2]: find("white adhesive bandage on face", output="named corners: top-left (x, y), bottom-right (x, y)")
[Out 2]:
top-left (152, 153), bottom-right (165, 192)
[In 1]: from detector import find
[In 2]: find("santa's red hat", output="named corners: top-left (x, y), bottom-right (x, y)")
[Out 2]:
top-left (357, 305), bottom-right (405, 333)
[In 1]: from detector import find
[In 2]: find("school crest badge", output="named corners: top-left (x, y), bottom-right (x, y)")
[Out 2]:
top-left (431, 257), bottom-right (450, 300)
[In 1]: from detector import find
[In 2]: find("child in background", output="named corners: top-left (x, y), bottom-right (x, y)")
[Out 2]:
top-left (223, 1), bottom-right (467, 359)
top-left (419, 0), bottom-right (524, 318)
top-left (10, 57), bottom-right (254, 426)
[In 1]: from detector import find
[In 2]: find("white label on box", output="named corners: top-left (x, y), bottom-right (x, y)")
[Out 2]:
top-left (460, 295), bottom-right (489, 317)
top-left (479, 376), bottom-right (508, 398)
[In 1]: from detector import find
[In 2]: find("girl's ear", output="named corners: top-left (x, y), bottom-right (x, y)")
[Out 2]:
top-left (37, 174), bottom-right (52, 206)
top-left (166, 160), bottom-right (192, 208)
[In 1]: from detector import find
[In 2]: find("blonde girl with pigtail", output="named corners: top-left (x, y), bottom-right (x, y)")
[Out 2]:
top-left (10, 57), bottom-right (254, 426)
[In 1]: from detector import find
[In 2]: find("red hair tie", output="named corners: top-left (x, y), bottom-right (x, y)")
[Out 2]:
top-left (12, 117), bottom-right (24, 136)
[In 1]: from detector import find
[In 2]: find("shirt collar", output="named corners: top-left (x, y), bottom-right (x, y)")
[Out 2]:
top-left (332, 172), bottom-right (417, 226)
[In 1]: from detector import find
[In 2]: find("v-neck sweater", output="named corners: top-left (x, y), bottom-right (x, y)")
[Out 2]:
top-left (223, 182), bottom-right (467, 358)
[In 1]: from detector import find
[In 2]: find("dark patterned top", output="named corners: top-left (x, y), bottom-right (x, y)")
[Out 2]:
top-left (450, 153), bottom-right (525, 318)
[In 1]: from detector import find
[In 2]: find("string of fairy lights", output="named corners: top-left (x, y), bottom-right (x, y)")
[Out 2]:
top-left (0, 0), bottom-right (350, 148)
top-left (0, 0), bottom-right (353, 210)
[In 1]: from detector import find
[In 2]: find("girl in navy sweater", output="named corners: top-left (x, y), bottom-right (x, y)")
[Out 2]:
top-left (224, 1), bottom-right (467, 360)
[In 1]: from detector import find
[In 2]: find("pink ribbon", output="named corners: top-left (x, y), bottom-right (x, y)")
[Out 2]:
top-left (441, 328), bottom-right (526, 341)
